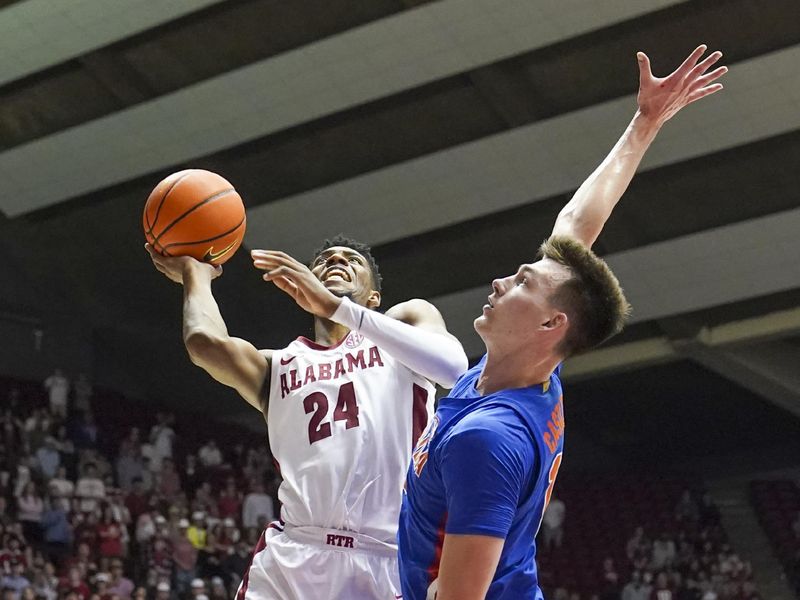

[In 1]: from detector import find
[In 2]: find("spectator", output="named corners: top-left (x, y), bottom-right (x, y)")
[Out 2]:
top-left (198, 440), bottom-right (223, 469)
top-left (58, 566), bottom-right (90, 599)
top-left (182, 454), bottom-right (202, 497)
top-left (155, 582), bottom-right (171, 600)
top-left (53, 425), bottom-right (76, 479)
top-left (107, 559), bottom-right (134, 599)
top-left (35, 437), bottom-right (61, 481)
top-left (15, 482), bottom-right (44, 543)
top-left (187, 512), bottom-right (207, 551)
top-left (190, 578), bottom-right (206, 598)
top-left (222, 540), bottom-right (251, 589)
top-left (541, 495), bottom-right (565, 550)
top-left (156, 458), bottom-right (180, 501)
top-left (43, 369), bottom-right (69, 419)
top-left (242, 481), bottom-right (274, 529)
top-left (599, 557), bottom-right (620, 600)
top-left (1, 560), bottom-right (31, 597)
top-left (651, 571), bottom-right (673, 600)
top-left (171, 519), bottom-right (198, 595)
top-left (146, 414), bottom-right (175, 472)
top-left (48, 466), bottom-right (74, 512)
top-left (116, 445), bottom-right (144, 492)
top-left (97, 507), bottom-right (124, 559)
top-left (124, 479), bottom-right (150, 524)
top-left (72, 412), bottom-right (98, 451)
top-left (73, 374), bottom-right (93, 414)
top-left (74, 463), bottom-right (105, 513)
top-left (192, 482), bottom-right (218, 518)
top-left (41, 493), bottom-right (73, 566)
top-left (621, 571), bottom-right (650, 600)
top-left (217, 479), bottom-right (241, 520)
top-left (675, 489), bottom-right (699, 523)
top-left (209, 576), bottom-right (226, 600)
top-left (652, 532), bottom-right (677, 570)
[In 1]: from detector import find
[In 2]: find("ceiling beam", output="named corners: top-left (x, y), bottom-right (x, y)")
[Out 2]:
top-left (0, 0), bottom-right (680, 216)
top-left (0, 0), bottom-right (226, 88)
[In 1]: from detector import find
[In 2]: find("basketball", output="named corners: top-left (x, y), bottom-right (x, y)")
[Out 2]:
top-left (143, 169), bottom-right (246, 265)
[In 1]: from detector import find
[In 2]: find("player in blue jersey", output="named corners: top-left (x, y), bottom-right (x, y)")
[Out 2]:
top-left (397, 46), bottom-right (727, 600)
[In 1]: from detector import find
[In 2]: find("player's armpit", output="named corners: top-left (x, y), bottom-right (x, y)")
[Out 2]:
top-left (184, 332), bottom-right (271, 413)
top-left (435, 533), bottom-right (505, 600)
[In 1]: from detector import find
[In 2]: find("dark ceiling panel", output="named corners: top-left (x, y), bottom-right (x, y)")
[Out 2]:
top-left (370, 130), bottom-right (800, 303)
top-left (0, 0), bottom-right (430, 148)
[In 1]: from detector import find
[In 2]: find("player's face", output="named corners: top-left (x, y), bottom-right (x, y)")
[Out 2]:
top-left (475, 258), bottom-right (569, 350)
top-left (310, 246), bottom-right (380, 308)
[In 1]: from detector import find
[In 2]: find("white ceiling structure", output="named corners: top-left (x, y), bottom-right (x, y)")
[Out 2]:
top-left (0, 0), bottom-right (798, 424)
top-left (0, 0), bottom-right (679, 216)
top-left (0, 0), bottom-right (225, 87)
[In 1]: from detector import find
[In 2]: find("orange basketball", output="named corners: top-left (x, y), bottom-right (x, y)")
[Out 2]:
top-left (143, 169), bottom-right (246, 265)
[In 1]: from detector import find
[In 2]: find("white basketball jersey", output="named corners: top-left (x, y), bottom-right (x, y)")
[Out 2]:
top-left (267, 331), bottom-right (435, 544)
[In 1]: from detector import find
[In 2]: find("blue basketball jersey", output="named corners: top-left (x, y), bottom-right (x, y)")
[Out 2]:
top-left (398, 355), bottom-right (565, 599)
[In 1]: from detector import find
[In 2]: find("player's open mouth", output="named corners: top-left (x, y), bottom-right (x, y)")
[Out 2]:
top-left (324, 267), bottom-right (351, 282)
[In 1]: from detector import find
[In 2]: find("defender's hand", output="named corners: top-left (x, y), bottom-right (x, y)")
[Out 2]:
top-left (146, 243), bottom-right (221, 285)
top-left (637, 44), bottom-right (727, 126)
top-left (251, 250), bottom-right (341, 318)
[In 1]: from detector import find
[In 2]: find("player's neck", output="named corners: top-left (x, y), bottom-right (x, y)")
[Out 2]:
top-left (313, 317), bottom-right (351, 348)
top-left (477, 348), bottom-right (560, 395)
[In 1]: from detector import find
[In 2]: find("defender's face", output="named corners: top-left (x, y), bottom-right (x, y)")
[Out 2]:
top-left (310, 246), bottom-right (378, 305)
top-left (475, 258), bottom-right (570, 346)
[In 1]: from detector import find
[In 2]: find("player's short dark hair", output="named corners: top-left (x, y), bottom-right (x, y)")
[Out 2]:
top-left (311, 234), bottom-right (383, 292)
top-left (538, 236), bottom-right (630, 358)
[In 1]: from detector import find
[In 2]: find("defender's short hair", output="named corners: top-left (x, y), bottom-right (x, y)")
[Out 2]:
top-left (538, 236), bottom-right (630, 357)
top-left (311, 234), bottom-right (383, 292)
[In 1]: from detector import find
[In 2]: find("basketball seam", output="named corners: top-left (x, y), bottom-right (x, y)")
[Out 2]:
top-left (152, 188), bottom-right (236, 244)
top-left (146, 171), bottom-right (192, 235)
top-left (161, 216), bottom-right (246, 249)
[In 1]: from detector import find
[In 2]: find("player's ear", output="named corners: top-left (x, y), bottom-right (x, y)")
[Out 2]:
top-left (541, 312), bottom-right (567, 331)
top-left (367, 290), bottom-right (381, 310)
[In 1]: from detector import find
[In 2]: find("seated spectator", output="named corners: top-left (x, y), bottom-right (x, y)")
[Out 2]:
top-left (675, 489), bottom-right (699, 523)
top-left (116, 446), bottom-right (144, 492)
top-left (621, 571), bottom-right (650, 600)
top-left (52, 425), bottom-right (76, 479)
top-left (242, 481), bottom-right (274, 530)
top-left (192, 482), bottom-right (218, 518)
top-left (1, 559), bottom-right (31, 597)
top-left (125, 479), bottom-right (150, 524)
top-left (147, 413), bottom-right (175, 473)
top-left (155, 581), bottom-right (171, 600)
top-left (72, 412), bottom-right (99, 451)
top-left (651, 571), bottom-right (673, 600)
top-left (652, 532), bottom-right (677, 570)
top-left (74, 463), bottom-right (105, 513)
top-left (217, 479), bottom-right (242, 521)
top-left (182, 455), bottom-right (202, 497)
top-left (97, 507), bottom-right (124, 559)
top-left (58, 566), bottom-right (90, 599)
top-left (156, 459), bottom-right (180, 501)
top-left (209, 576), bottom-right (227, 600)
top-left (198, 440), bottom-right (223, 469)
top-left (107, 559), bottom-right (134, 599)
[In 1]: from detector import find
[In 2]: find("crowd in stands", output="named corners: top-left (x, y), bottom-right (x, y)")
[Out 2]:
top-left (750, 479), bottom-right (800, 596)
top-left (0, 370), bottom-right (281, 599)
top-left (539, 487), bottom-right (762, 600)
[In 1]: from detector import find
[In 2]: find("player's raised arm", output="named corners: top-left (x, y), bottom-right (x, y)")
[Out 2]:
top-left (146, 244), bottom-right (270, 413)
top-left (551, 45), bottom-right (727, 249)
top-left (251, 249), bottom-right (468, 388)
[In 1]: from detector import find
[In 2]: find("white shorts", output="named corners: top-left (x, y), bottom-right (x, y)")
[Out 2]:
top-left (236, 522), bottom-right (403, 600)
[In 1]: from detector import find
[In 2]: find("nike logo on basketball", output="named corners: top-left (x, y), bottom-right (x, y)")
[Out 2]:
top-left (280, 355), bottom-right (296, 365)
top-left (202, 240), bottom-right (237, 263)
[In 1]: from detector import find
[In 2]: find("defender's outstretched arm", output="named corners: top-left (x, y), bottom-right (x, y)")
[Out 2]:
top-left (146, 244), bottom-right (270, 413)
top-left (551, 45), bottom-right (727, 248)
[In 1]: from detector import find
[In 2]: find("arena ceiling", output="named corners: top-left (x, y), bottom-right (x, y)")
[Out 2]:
top-left (1, 0), bottom-right (799, 463)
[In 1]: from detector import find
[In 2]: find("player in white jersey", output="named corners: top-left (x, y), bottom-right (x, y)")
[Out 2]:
top-left (146, 234), bottom-right (467, 599)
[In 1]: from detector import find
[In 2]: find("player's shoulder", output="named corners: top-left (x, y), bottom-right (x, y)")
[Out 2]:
top-left (446, 404), bottom-right (532, 452)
